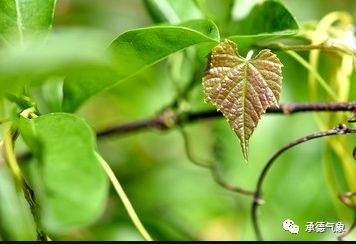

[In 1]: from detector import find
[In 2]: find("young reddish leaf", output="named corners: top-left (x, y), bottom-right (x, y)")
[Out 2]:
top-left (203, 40), bottom-right (283, 161)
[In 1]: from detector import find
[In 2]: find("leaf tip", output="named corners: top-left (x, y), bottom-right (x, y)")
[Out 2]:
top-left (240, 139), bottom-right (249, 162)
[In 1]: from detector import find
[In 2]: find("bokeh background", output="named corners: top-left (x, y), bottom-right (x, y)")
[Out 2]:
top-left (0, 0), bottom-right (355, 241)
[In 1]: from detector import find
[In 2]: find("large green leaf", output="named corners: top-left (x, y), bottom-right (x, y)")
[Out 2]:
top-left (18, 113), bottom-right (108, 234)
top-left (228, 0), bottom-right (299, 51)
top-left (62, 19), bottom-right (220, 112)
top-left (143, 0), bottom-right (234, 36)
top-left (0, 29), bottom-right (111, 97)
top-left (195, 0), bottom-right (235, 35)
top-left (231, 0), bottom-right (298, 35)
top-left (0, 0), bottom-right (56, 44)
top-left (0, 0), bottom-right (59, 96)
top-left (231, 0), bottom-right (259, 20)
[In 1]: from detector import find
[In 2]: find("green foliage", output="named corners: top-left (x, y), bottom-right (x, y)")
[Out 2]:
top-left (0, 29), bottom-right (111, 97)
top-left (231, 0), bottom-right (298, 35)
top-left (62, 0), bottom-right (298, 112)
top-left (0, 0), bottom-right (56, 43)
top-left (0, 0), bottom-right (355, 241)
top-left (0, 0), bottom-right (299, 111)
top-left (0, 0), bottom-right (56, 96)
top-left (18, 113), bottom-right (108, 234)
top-left (228, 0), bottom-right (299, 51)
top-left (62, 19), bottom-right (220, 111)
top-left (143, 0), bottom-right (203, 23)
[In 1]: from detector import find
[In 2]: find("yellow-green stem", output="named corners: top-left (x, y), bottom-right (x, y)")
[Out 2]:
top-left (285, 50), bottom-right (338, 100)
top-left (95, 153), bottom-right (153, 241)
top-left (2, 127), bottom-right (50, 241)
top-left (3, 128), bottom-right (22, 186)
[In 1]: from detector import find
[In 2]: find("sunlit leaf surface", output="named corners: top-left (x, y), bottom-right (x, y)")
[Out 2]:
top-left (203, 40), bottom-right (283, 160)
top-left (62, 19), bottom-right (220, 112)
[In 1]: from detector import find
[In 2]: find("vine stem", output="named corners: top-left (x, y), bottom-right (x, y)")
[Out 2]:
top-left (285, 50), bottom-right (338, 100)
top-left (3, 128), bottom-right (22, 184)
top-left (338, 213), bottom-right (356, 241)
top-left (179, 126), bottom-right (254, 195)
top-left (95, 153), bottom-right (153, 241)
top-left (97, 102), bottom-right (356, 138)
top-left (258, 43), bottom-right (356, 56)
top-left (2, 127), bottom-right (49, 241)
top-left (338, 192), bottom-right (356, 241)
top-left (251, 125), bottom-right (356, 241)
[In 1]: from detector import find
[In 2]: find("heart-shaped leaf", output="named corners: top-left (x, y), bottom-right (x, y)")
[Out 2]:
top-left (203, 40), bottom-right (283, 160)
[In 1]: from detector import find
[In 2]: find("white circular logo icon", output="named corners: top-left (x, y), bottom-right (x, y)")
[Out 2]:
top-left (282, 219), bottom-right (299, 234)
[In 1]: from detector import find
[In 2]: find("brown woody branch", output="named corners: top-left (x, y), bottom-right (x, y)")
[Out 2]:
top-left (251, 124), bottom-right (356, 241)
top-left (12, 102), bottom-right (356, 165)
top-left (97, 102), bottom-right (356, 138)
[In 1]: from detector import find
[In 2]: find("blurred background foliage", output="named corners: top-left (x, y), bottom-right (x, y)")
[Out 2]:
top-left (0, 0), bottom-right (355, 241)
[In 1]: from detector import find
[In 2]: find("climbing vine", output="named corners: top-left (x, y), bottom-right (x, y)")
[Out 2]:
top-left (0, 0), bottom-right (355, 241)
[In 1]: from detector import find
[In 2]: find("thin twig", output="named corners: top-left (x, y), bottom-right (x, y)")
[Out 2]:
top-left (179, 126), bottom-right (254, 195)
top-left (251, 125), bottom-right (356, 241)
top-left (338, 191), bottom-right (356, 241)
top-left (338, 192), bottom-right (356, 209)
top-left (338, 213), bottom-right (356, 241)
